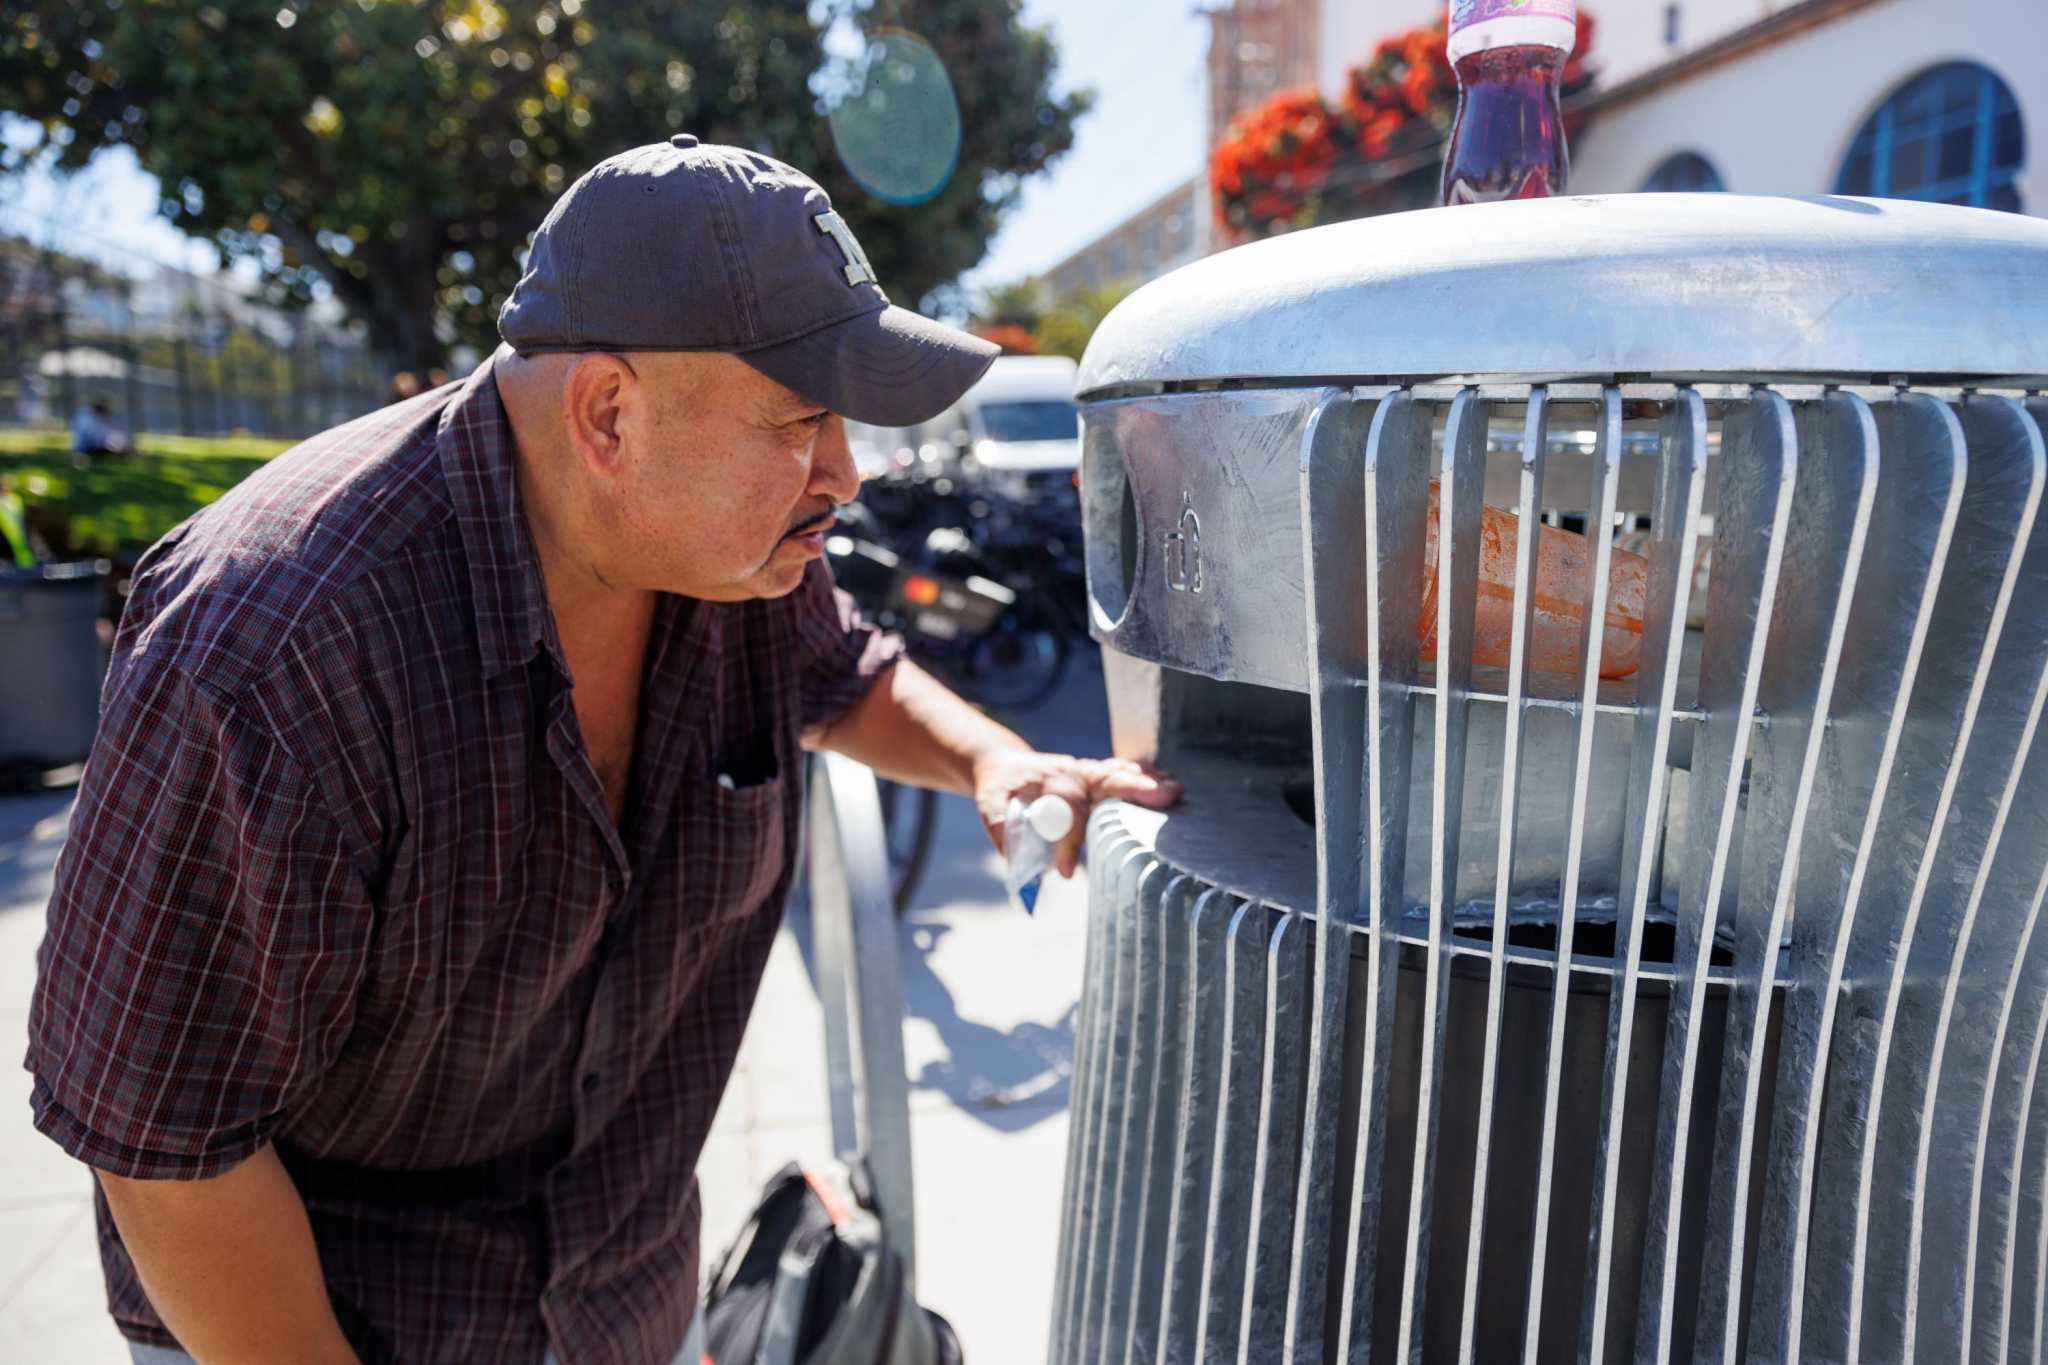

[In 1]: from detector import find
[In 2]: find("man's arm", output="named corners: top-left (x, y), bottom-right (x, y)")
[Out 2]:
top-left (96, 1143), bottom-right (360, 1365)
top-left (803, 658), bottom-right (1180, 875)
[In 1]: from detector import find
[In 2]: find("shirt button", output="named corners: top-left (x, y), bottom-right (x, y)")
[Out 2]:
top-left (581, 1072), bottom-right (600, 1093)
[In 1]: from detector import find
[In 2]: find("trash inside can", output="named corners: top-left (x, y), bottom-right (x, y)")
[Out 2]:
top-left (1051, 194), bottom-right (2048, 1364)
top-left (0, 561), bottom-right (107, 771)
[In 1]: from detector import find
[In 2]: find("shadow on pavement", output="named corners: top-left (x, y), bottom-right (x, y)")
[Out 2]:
top-left (785, 654), bottom-right (1111, 1131)
top-left (782, 884), bottom-right (1077, 1136)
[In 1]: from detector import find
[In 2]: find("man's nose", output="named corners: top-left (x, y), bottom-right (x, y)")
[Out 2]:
top-left (810, 415), bottom-right (860, 504)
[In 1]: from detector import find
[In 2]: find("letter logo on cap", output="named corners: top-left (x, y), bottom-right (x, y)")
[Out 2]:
top-left (813, 211), bottom-right (879, 288)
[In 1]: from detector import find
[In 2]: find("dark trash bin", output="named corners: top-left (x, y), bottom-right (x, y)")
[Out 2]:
top-left (0, 561), bottom-right (108, 772)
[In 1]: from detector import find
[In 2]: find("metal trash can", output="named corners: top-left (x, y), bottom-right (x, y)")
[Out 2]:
top-left (1050, 194), bottom-right (2048, 1364)
top-left (0, 561), bottom-right (106, 771)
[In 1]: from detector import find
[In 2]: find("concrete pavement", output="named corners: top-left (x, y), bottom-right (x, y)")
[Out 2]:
top-left (0, 660), bottom-right (1112, 1363)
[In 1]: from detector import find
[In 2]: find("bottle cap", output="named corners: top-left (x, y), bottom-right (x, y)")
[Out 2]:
top-left (1026, 794), bottom-right (1076, 843)
top-left (1448, 0), bottom-right (1576, 62)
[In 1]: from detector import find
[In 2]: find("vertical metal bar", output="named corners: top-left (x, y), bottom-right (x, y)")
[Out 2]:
top-left (1285, 391), bottom-right (1380, 1365)
top-left (1692, 391), bottom-right (1877, 1363)
top-left (1051, 816), bottom-right (1124, 1338)
top-left (1050, 810), bottom-right (1118, 1344)
top-left (1158, 889), bottom-right (1240, 1365)
top-left (1901, 395), bottom-right (2048, 1362)
top-left (1635, 387), bottom-right (1797, 1364)
top-left (1581, 388), bottom-right (1710, 1365)
top-left (1838, 393), bottom-right (2044, 1363)
top-left (1099, 861), bottom-right (1176, 1362)
top-left (1335, 392), bottom-right (1431, 1361)
top-left (1976, 829), bottom-right (2048, 1362)
top-left (1124, 875), bottom-right (1201, 1365)
top-left (1239, 913), bottom-right (1313, 1358)
top-left (806, 753), bottom-right (920, 1284)
top-left (1057, 831), bottom-right (1141, 1362)
top-left (2000, 928), bottom-right (2048, 1360)
top-left (1520, 387), bottom-right (1623, 1363)
top-left (1458, 387), bottom-right (1549, 1363)
top-left (1993, 399), bottom-right (2048, 1364)
top-left (1394, 388), bottom-right (1490, 1364)
top-left (1079, 854), bottom-right (1163, 1364)
top-left (2033, 1055), bottom-right (2048, 1364)
top-left (1746, 391), bottom-right (1965, 1365)
top-left (1195, 900), bottom-right (1275, 1362)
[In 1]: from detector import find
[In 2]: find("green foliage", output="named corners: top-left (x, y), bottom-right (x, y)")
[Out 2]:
top-left (2, 1), bottom-right (1089, 371)
top-left (1017, 279), bottom-right (1132, 360)
top-left (0, 430), bottom-right (287, 557)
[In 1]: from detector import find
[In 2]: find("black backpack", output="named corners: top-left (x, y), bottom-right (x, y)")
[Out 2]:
top-left (701, 1161), bottom-right (963, 1365)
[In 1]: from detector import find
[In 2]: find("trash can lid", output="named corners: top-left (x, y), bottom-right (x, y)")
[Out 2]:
top-left (1076, 194), bottom-right (2048, 395)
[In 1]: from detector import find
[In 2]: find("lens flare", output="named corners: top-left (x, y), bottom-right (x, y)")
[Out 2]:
top-left (826, 29), bottom-right (962, 206)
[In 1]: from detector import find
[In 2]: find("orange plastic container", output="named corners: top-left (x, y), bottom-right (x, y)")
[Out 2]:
top-left (1418, 481), bottom-right (1648, 680)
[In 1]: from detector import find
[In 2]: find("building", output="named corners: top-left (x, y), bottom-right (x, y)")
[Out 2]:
top-left (1567, 0), bottom-right (2041, 215)
top-left (1038, 178), bottom-right (1206, 297)
top-left (1029, 0), bottom-right (1318, 299)
top-left (1206, 0), bottom-right (1322, 148)
top-left (1040, 0), bottom-right (2038, 299)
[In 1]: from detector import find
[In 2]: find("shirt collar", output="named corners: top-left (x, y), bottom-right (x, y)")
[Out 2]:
top-left (436, 352), bottom-right (564, 682)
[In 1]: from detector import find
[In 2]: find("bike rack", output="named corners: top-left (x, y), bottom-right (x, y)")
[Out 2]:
top-left (805, 751), bottom-right (919, 1287)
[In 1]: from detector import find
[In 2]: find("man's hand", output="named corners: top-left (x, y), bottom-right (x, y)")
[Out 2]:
top-left (809, 659), bottom-right (1183, 879)
top-left (972, 748), bottom-right (1182, 878)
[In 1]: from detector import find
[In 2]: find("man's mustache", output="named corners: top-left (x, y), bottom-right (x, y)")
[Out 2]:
top-left (779, 504), bottom-right (837, 542)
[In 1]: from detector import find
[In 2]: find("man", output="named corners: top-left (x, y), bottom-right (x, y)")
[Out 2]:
top-left (25, 135), bottom-right (1178, 1365)
top-left (71, 397), bottom-right (130, 458)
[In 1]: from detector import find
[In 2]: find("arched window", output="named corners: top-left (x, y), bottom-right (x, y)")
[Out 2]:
top-left (1837, 62), bottom-right (2025, 212)
top-left (1641, 152), bottom-right (1726, 193)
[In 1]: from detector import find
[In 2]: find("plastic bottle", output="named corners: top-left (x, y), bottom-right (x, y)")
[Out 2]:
top-left (1418, 480), bottom-right (1648, 680)
top-left (1004, 794), bottom-right (1076, 915)
top-left (1440, 0), bottom-right (1576, 205)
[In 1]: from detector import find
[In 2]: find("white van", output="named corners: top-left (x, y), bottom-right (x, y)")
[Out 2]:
top-left (909, 354), bottom-right (1080, 497)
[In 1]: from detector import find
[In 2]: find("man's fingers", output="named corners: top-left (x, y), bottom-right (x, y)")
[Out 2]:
top-left (1036, 770), bottom-right (1091, 879)
top-left (1085, 758), bottom-right (1184, 810)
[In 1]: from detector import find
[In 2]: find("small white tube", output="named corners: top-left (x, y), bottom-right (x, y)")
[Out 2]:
top-left (1004, 794), bottom-right (1076, 914)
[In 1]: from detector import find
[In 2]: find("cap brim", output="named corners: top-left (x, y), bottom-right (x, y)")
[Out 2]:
top-left (739, 305), bottom-right (1000, 427)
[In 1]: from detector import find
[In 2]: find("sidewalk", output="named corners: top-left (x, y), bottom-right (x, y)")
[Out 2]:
top-left (0, 790), bottom-right (122, 1361)
top-left (0, 663), bottom-right (1108, 1362)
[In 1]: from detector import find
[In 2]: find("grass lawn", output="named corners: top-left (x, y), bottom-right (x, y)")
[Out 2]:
top-left (0, 427), bottom-right (296, 559)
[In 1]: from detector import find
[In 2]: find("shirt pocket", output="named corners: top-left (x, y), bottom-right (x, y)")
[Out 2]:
top-left (684, 766), bottom-right (790, 929)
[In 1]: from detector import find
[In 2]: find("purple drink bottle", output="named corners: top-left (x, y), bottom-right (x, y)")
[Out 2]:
top-left (1440, 0), bottom-right (1576, 205)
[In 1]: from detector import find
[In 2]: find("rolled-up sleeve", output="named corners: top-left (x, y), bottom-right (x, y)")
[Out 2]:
top-left (24, 656), bottom-right (372, 1180)
top-left (794, 559), bottom-right (905, 733)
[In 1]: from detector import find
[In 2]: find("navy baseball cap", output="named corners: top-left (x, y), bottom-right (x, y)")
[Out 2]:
top-left (497, 134), bottom-right (997, 426)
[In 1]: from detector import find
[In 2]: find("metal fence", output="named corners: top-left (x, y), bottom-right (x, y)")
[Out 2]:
top-left (0, 230), bottom-right (387, 442)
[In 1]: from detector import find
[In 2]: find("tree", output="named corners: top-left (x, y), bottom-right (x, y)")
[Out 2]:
top-left (1, 1), bottom-right (1090, 373)
top-left (1023, 279), bottom-right (1131, 361)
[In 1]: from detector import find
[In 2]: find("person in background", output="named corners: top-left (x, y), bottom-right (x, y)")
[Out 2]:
top-left (70, 398), bottom-right (130, 459)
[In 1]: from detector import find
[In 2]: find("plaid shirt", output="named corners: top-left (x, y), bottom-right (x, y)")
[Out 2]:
top-left (24, 359), bottom-right (900, 1365)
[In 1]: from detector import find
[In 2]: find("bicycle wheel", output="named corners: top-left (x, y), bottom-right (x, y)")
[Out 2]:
top-left (875, 778), bottom-right (940, 915)
top-left (963, 594), bottom-right (1072, 712)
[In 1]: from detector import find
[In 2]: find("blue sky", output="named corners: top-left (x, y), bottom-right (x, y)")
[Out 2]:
top-left (0, 0), bottom-right (1209, 301)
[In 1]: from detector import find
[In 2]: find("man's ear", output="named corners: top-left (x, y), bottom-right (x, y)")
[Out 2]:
top-left (561, 353), bottom-right (638, 478)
